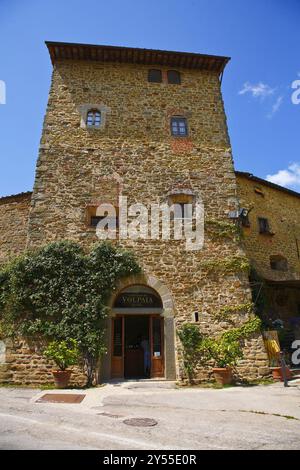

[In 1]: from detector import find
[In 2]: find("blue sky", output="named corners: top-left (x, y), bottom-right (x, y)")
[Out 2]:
top-left (0, 0), bottom-right (299, 196)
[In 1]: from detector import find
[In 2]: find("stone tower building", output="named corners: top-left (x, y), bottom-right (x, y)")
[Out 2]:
top-left (1, 42), bottom-right (269, 384)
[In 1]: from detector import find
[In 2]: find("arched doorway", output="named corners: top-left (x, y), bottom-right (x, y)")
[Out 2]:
top-left (111, 285), bottom-right (164, 379)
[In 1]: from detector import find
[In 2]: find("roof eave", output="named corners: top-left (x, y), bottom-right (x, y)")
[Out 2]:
top-left (45, 41), bottom-right (230, 74)
top-left (236, 171), bottom-right (300, 200)
top-left (0, 191), bottom-right (32, 203)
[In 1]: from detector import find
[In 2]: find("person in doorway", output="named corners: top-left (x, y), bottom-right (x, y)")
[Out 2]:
top-left (140, 336), bottom-right (150, 377)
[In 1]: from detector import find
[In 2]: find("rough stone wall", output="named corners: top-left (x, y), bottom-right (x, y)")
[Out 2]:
top-left (28, 61), bottom-right (235, 246)
top-left (0, 338), bottom-right (86, 386)
top-left (1, 59), bottom-right (269, 384)
top-left (186, 333), bottom-right (270, 383)
top-left (0, 193), bottom-right (32, 265)
top-left (236, 174), bottom-right (300, 281)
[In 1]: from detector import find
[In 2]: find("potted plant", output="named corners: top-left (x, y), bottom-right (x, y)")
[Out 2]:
top-left (271, 364), bottom-right (292, 381)
top-left (271, 351), bottom-right (292, 381)
top-left (43, 339), bottom-right (79, 388)
top-left (269, 323), bottom-right (292, 381)
top-left (203, 337), bottom-right (243, 385)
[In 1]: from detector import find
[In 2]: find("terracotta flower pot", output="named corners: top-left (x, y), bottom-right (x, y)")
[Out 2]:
top-left (213, 367), bottom-right (233, 385)
top-left (271, 367), bottom-right (292, 382)
top-left (52, 370), bottom-right (72, 389)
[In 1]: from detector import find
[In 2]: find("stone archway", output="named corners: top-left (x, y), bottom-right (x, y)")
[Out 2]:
top-left (108, 273), bottom-right (174, 314)
top-left (100, 274), bottom-right (176, 381)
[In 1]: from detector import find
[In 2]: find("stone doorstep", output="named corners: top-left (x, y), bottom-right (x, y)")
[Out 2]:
top-left (106, 379), bottom-right (178, 390)
top-left (107, 378), bottom-right (176, 383)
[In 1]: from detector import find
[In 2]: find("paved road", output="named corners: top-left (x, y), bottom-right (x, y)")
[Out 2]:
top-left (0, 381), bottom-right (300, 450)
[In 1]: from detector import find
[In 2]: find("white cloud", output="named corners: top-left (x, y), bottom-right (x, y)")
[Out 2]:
top-left (266, 163), bottom-right (300, 189)
top-left (239, 81), bottom-right (284, 118)
top-left (238, 82), bottom-right (276, 99)
top-left (267, 95), bottom-right (283, 118)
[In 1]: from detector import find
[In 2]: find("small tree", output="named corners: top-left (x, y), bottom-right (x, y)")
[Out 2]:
top-left (0, 240), bottom-right (141, 386)
top-left (177, 323), bottom-right (205, 383)
top-left (178, 317), bottom-right (262, 382)
top-left (43, 339), bottom-right (79, 371)
top-left (200, 337), bottom-right (243, 368)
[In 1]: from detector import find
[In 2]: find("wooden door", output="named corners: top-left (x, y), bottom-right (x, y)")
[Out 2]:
top-left (150, 316), bottom-right (164, 378)
top-left (111, 316), bottom-right (124, 378)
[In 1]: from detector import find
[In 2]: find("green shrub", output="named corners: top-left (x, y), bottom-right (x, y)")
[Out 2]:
top-left (178, 317), bottom-right (262, 380)
top-left (177, 323), bottom-right (205, 383)
top-left (0, 240), bottom-right (141, 386)
top-left (201, 337), bottom-right (243, 368)
top-left (43, 339), bottom-right (79, 371)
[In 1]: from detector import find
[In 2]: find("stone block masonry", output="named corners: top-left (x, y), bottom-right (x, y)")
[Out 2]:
top-left (0, 44), bottom-right (270, 385)
top-left (0, 192), bottom-right (32, 264)
top-left (236, 172), bottom-right (300, 282)
top-left (0, 339), bottom-right (86, 386)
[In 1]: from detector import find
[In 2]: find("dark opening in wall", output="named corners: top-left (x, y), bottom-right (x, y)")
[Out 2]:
top-left (270, 255), bottom-right (288, 271)
top-left (167, 70), bottom-right (181, 84)
top-left (148, 69), bottom-right (162, 83)
top-left (258, 217), bottom-right (271, 234)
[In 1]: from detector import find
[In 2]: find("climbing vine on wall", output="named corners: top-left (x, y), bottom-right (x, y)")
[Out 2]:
top-left (213, 302), bottom-right (254, 322)
top-left (220, 316), bottom-right (262, 343)
top-left (0, 240), bottom-right (141, 386)
top-left (201, 255), bottom-right (250, 275)
top-left (205, 218), bottom-right (241, 240)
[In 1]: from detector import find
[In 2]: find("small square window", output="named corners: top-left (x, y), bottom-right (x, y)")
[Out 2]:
top-left (270, 255), bottom-right (288, 271)
top-left (169, 194), bottom-right (194, 220)
top-left (86, 109), bottom-right (101, 128)
top-left (258, 217), bottom-right (270, 234)
top-left (173, 202), bottom-right (192, 219)
top-left (167, 70), bottom-right (181, 84)
top-left (91, 215), bottom-right (119, 229)
top-left (90, 215), bottom-right (105, 227)
top-left (171, 117), bottom-right (188, 136)
top-left (87, 206), bottom-right (119, 230)
top-left (148, 69), bottom-right (162, 83)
